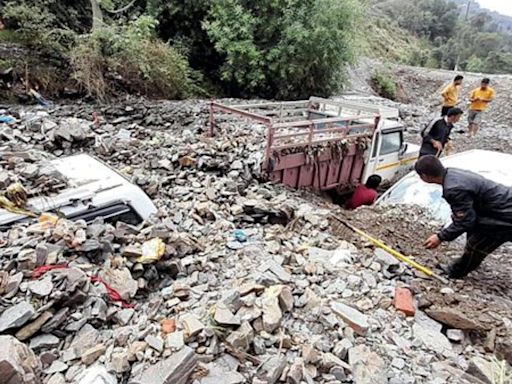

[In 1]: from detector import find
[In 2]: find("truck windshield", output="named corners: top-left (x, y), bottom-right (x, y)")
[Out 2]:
top-left (380, 131), bottom-right (402, 156)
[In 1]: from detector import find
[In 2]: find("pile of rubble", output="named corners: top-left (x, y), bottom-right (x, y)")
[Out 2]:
top-left (0, 99), bottom-right (510, 384)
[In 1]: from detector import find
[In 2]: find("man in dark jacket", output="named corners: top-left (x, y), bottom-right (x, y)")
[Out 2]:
top-left (420, 108), bottom-right (463, 158)
top-left (415, 155), bottom-right (512, 278)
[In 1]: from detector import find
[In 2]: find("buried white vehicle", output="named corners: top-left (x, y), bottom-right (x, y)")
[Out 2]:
top-left (0, 154), bottom-right (157, 228)
top-left (377, 150), bottom-right (512, 223)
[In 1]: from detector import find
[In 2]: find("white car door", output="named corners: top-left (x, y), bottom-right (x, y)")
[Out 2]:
top-left (372, 130), bottom-right (403, 182)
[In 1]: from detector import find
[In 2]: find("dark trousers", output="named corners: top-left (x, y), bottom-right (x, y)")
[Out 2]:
top-left (448, 231), bottom-right (512, 278)
top-left (441, 106), bottom-right (452, 116)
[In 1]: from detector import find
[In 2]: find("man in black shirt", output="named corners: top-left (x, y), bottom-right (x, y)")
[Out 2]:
top-left (415, 155), bottom-right (512, 278)
top-left (419, 108), bottom-right (463, 158)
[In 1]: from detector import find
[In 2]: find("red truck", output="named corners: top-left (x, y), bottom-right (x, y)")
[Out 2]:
top-left (210, 97), bottom-right (419, 194)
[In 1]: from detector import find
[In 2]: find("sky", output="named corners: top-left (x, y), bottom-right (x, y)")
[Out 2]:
top-left (476, 0), bottom-right (512, 17)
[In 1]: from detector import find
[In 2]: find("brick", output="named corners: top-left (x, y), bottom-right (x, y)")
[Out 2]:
top-left (394, 287), bottom-right (415, 316)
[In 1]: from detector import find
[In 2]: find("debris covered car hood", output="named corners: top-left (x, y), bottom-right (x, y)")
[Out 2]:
top-left (377, 150), bottom-right (512, 223)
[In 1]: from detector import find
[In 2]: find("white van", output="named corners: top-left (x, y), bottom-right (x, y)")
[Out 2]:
top-left (0, 154), bottom-right (157, 228)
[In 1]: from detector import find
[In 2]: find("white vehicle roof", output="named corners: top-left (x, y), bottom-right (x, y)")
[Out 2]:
top-left (377, 150), bottom-right (512, 223)
top-left (0, 154), bottom-right (157, 225)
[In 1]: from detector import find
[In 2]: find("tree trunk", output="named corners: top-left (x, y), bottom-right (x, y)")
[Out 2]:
top-left (90, 0), bottom-right (104, 31)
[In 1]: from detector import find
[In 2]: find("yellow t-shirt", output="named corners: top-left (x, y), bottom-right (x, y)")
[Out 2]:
top-left (469, 87), bottom-right (495, 111)
top-left (441, 83), bottom-right (459, 107)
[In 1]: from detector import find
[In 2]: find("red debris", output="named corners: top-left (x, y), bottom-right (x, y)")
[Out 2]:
top-left (90, 275), bottom-right (135, 309)
top-left (31, 264), bottom-right (134, 308)
top-left (394, 287), bottom-right (416, 316)
top-left (32, 263), bottom-right (68, 279)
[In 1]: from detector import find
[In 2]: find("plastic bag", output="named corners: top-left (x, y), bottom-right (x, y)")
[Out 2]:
top-left (136, 238), bottom-right (166, 264)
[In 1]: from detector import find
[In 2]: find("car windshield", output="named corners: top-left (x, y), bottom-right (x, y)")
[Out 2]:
top-left (380, 174), bottom-right (452, 222)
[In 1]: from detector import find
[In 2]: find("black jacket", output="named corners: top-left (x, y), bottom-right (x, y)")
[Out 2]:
top-left (438, 168), bottom-right (512, 241)
top-left (420, 117), bottom-right (452, 156)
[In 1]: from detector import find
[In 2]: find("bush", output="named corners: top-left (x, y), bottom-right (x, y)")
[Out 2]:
top-left (1, 1), bottom-right (76, 59)
top-left (203, 0), bottom-right (363, 99)
top-left (371, 71), bottom-right (397, 100)
top-left (71, 16), bottom-right (194, 101)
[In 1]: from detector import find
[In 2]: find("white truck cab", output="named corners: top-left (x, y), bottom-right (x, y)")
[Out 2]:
top-left (0, 154), bottom-right (157, 229)
top-left (308, 97), bottom-right (420, 184)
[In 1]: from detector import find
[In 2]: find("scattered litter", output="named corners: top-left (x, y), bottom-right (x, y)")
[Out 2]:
top-left (137, 238), bottom-right (166, 264)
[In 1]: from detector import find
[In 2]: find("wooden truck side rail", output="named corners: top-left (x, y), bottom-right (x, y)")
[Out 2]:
top-left (209, 98), bottom-right (381, 192)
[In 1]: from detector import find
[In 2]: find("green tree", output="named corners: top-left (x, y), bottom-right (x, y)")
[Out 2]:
top-left (203, 0), bottom-right (363, 99)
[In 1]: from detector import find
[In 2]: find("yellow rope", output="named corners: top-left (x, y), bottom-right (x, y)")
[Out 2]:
top-left (330, 214), bottom-right (448, 283)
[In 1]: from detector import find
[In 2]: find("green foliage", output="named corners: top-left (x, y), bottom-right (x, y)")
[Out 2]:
top-left (0, 1), bottom-right (77, 59)
top-left (375, 0), bottom-right (458, 43)
top-left (371, 70), bottom-right (397, 100)
top-left (372, 0), bottom-right (512, 74)
top-left (203, 0), bottom-right (362, 99)
top-left (465, 56), bottom-right (485, 72)
top-left (71, 16), bottom-right (193, 101)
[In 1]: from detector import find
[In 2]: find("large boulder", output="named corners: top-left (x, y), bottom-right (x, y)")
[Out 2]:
top-left (0, 335), bottom-right (42, 384)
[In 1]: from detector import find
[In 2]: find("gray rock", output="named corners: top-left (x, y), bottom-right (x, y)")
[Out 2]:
top-left (447, 329), bottom-right (465, 343)
top-left (166, 331), bottom-right (184, 351)
top-left (262, 291), bottom-right (282, 333)
top-left (256, 355), bottom-right (286, 384)
top-left (214, 304), bottom-right (241, 326)
top-left (287, 358), bottom-right (304, 384)
top-left (69, 323), bottom-right (100, 358)
top-left (277, 285), bottom-right (294, 312)
top-left (0, 301), bottom-right (35, 332)
top-left (100, 267), bottom-right (138, 301)
top-left (45, 360), bottom-right (68, 374)
top-left (180, 314), bottom-right (204, 338)
top-left (413, 323), bottom-right (452, 354)
top-left (47, 373), bottom-right (66, 384)
top-left (145, 335), bottom-right (164, 353)
top-left (0, 335), bottom-right (42, 384)
top-left (467, 357), bottom-right (494, 384)
top-left (4, 272), bottom-right (23, 298)
top-left (30, 334), bottom-right (61, 351)
top-left (110, 352), bottom-right (130, 373)
top-left (129, 346), bottom-right (196, 384)
top-left (115, 308), bottom-right (135, 325)
top-left (331, 302), bottom-right (369, 336)
top-left (28, 276), bottom-right (54, 296)
top-left (225, 322), bottom-right (254, 351)
top-left (42, 308), bottom-right (69, 333)
top-left (198, 362), bottom-right (245, 384)
top-left (349, 345), bottom-right (388, 384)
top-left (76, 365), bottom-right (117, 384)
top-left (258, 260), bottom-right (291, 283)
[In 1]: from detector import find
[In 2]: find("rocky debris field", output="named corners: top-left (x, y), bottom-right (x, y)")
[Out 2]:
top-left (0, 66), bottom-right (512, 384)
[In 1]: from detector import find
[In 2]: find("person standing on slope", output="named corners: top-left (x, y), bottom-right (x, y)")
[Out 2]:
top-left (441, 75), bottom-right (463, 116)
top-left (468, 78), bottom-right (495, 137)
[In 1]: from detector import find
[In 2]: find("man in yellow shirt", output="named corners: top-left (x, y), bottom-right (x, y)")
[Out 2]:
top-left (441, 75), bottom-right (463, 116)
top-left (468, 78), bottom-right (495, 137)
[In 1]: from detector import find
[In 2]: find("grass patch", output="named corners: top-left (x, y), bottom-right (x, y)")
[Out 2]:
top-left (370, 70), bottom-right (397, 100)
top-left (0, 29), bottom-right (23, 44)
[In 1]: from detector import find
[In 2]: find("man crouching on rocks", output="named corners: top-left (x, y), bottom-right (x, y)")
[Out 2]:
top-left (415, 155), bottom-right (512, 278)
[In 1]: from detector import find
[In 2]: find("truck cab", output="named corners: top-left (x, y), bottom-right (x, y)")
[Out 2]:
top-left (0, 154), bottom-right (158, 229)
top-left (306, 97), bottom-right (420, 184)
